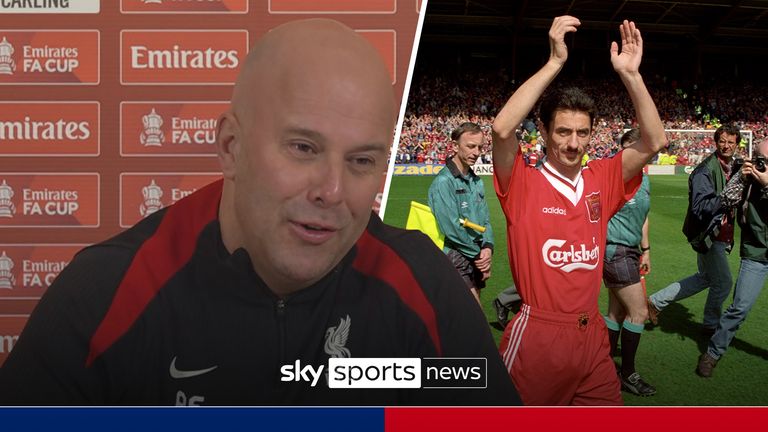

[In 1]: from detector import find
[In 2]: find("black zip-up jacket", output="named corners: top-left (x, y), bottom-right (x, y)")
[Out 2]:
top-left (0, 180), bottom-right (520, 406)
top-left (682, 153), bottom-right (731, 253)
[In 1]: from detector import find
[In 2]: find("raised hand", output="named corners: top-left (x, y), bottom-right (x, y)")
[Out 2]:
top-left (549, 15), bottom-right (581, 66)
top-left (610, 20), bottom-right (643, 75)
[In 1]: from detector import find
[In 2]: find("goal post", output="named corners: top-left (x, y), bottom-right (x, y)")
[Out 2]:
top-left (622, 129), bottom-right (753, 166)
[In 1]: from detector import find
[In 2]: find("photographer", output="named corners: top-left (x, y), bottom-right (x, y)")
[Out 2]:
top-left (696, 139), bottom-right (768, 377)
top-left (648, 125), bottom-right (740, 337)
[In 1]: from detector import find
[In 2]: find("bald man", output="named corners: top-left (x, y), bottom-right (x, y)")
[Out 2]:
top-left (696, 139), bottom-right (768, 377)
top-left (0, 20), bottom-right (520, 406)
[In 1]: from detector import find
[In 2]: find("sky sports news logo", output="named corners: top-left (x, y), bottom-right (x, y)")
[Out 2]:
top-left (281, 358), bottom-right (487, 389)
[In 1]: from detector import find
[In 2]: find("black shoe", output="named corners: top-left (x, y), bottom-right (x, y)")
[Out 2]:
top-left (493, 298), bottom-right (509, 328)
top-left (620, 372), bottom-right (657, 397)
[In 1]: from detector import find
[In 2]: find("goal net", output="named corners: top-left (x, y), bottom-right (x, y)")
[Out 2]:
top-left (628, 129), bottom-right (753, 166)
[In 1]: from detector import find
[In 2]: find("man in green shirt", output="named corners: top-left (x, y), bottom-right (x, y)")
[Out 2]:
top-left (602, 129), bottom-right (655, 396)
top-left (428, 122), bottom-right (494, 306)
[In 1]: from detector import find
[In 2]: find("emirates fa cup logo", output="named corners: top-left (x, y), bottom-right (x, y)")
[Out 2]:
top-left (0, 36), bottom-right (16, 75)
top-left (141, 108), bottom-right (165, 147)
top-left (0, 251), bottom-right (16, 290)
top-left (0, 37), bottom-right (16, 75)
top-left (0, 180), bottom-right (17, 218)
top-left (140, 179), bottom-right (164, 217)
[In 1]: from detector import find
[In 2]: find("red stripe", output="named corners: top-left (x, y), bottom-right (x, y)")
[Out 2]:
top-left (385, 408), bottom-right (768, 432)
top-left (86, 179), bottom-right (223, 366)
top-left (352, 230), bottom-right (442, 356)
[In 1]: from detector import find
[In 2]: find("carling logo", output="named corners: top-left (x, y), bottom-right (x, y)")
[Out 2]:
top-left (0, 102), bottom-right (99, 156)
top-left (0, 30), bottom-right (99, 85)
top-left (0, 0), bottom-right (100, 13)
top-left (542, 238), bottom-right (600, 273)
top-left (121, 30), bottom-right (248, 85)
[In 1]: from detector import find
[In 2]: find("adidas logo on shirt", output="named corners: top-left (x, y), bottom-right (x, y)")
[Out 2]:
top-left (541, 207), bottom-right (567, 215)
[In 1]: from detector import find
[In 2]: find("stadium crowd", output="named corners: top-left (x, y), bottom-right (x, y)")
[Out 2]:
top-left (397, 69), bottom-right (768, 165)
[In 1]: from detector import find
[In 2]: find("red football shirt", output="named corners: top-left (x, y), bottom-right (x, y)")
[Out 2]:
top-left (494, 150), bottom-right (640, 314)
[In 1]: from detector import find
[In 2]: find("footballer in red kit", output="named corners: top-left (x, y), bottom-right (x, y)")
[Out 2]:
top-left (492, 16), bottom-right (667, 405)
top-left (496, 151), bottom-right (638, 315)
top-left (496, 145), bottom-right (641, 405)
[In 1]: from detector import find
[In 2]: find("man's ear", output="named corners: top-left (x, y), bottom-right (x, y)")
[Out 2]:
top-left (216, 112), bottom-right (240, 180)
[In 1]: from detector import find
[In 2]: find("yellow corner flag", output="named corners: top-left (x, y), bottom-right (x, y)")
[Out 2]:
top-left (406, 201), bottom-right (444, 250)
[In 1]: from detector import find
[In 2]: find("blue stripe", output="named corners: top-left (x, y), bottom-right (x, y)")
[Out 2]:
top-left (0, 407), bottom-right (384, 432)
top-left (622, 320), bottom-right (645, 334)
top-left (603, 316), bottom-right (621, 331)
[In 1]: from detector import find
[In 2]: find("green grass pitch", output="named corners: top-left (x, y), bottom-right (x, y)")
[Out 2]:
top-left (383, 174), bottom-right (768, 405)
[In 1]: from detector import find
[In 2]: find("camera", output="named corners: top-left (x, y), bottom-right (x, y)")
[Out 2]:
top-left (732, 155), bottom-right (766, 174)
top-left (754, 155), bottom-right (766, 173)
top-left (732, 156), bottom-right (744, 173)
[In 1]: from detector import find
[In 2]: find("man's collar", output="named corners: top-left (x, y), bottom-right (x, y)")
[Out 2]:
top-left (541, 159), bottom-right (582, 185)
top-left (715, 151), bottom-right (732, 164)
top-left (446, 158), bottom-right (474, 178)
top-left (716, 152), bottom-right (732, 175)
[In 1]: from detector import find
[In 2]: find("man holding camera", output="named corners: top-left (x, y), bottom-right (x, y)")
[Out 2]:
top-left (697, 139), bottom-right (768, 377)
top-left (647, 125), bottom-right (740, 336)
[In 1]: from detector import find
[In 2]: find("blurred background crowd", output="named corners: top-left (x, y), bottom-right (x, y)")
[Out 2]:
top-left (396, 68), bottom-right (768, 166)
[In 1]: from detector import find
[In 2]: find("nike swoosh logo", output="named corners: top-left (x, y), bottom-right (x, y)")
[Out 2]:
top-left (169, 356), bottom-right (218, 379)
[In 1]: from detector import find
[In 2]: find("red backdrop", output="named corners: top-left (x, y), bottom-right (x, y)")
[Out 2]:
top-left (0, 0), bottom-right (421, 365)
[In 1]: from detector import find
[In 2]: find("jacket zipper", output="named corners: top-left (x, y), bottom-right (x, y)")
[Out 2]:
top-left (276, 299), bottom-right (287, 367)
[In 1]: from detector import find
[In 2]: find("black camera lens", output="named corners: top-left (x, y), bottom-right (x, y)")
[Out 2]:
top-left (754, 155), bottom-right (766, 173)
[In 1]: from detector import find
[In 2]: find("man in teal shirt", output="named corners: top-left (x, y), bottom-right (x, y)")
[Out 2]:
top-left (602, 128), bottom-right (655, 397)
top-left (428, 122), bottom-right (494, 306)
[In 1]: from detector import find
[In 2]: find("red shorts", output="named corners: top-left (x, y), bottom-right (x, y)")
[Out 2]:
top-left (499, 304), bottom-right (622, 406)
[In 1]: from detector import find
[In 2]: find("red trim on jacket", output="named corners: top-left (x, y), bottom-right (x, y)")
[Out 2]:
top-left (352, 229), bottom-right (442, 356)
top-left (86, 179), bottom-right (223, 366)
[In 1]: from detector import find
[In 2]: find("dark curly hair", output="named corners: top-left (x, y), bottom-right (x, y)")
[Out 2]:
top-left (539, 87), bottom-right (595, 133)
